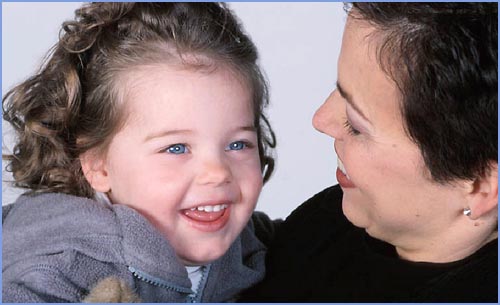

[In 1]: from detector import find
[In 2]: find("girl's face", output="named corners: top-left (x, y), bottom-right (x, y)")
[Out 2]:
top-left (89, 64), bottom-right (262, 265)
top-left (312, 17), bottom-right (469, 260)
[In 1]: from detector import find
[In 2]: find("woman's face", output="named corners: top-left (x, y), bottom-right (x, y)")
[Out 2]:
top-left (312, 16), bottom-right (468, 259)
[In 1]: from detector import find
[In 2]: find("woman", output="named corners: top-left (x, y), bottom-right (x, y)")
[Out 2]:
top-left (241, 3), bottom-right (497, 302)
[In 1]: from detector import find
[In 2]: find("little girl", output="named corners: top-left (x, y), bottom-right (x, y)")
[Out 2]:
top-left (2, 2), bottom-right (276, 302)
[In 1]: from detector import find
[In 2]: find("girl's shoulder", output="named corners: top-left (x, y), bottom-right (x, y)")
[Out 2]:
top-left (2, 192), bottom-right (130, 302)
top-left (3, 192), bottom-right (123, 265)
top-left (4, 192), bottom-right (118, 235)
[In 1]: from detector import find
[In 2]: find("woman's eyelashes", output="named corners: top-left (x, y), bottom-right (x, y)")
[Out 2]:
top-left (343, 119), bottom-right (361, 136)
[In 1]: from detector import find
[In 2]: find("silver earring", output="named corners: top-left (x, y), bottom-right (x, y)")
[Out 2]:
top-left (463, 207), bottom-right (472, 217)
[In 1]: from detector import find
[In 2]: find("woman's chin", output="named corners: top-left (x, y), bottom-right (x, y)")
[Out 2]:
top-left (341, 198), bottom-right (368, 229)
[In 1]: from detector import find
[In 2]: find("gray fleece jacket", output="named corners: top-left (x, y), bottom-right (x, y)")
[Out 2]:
top-left (2, 192), bottom-right (270, 302)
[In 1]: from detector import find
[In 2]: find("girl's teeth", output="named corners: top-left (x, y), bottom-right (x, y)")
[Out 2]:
top-left (190, 204), bottom-right (228, 212)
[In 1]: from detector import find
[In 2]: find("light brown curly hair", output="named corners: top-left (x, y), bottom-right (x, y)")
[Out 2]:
top-left (3, 2), bottom-right (275, 198)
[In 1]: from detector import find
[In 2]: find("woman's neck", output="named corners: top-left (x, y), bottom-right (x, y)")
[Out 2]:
top-left (395, 223), bottom-right (497, 263)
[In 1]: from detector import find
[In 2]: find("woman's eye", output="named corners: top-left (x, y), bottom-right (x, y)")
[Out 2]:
top-left (343, 120), bottom-right (361, 136)
top-left (166, 144), bottom-right (188, 154)
top-left (226, 141), bottom-right (249, 151)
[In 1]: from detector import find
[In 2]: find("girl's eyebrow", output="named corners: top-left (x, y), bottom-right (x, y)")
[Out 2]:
top-left (144, 129), bottom-right (192, 142)
top-left (239, 126), bottom-right (257, 132)
top-left (336, 81), bottom-right (371, 123)
top-left (144, 126), bottom-right (256, 142)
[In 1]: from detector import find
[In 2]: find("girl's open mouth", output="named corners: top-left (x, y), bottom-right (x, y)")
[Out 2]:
top-left (182, 204), bottom-right (231, 232)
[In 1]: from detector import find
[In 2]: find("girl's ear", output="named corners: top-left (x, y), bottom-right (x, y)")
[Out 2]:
top-left (80, 150), bottom-right (111, 193)
top-left (465, 162), bottom-right (498, 220)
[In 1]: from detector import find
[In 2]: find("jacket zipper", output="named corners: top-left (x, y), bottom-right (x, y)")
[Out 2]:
top-left (128, 266), bottom-right (193, 294)
top-left (187, 264), bottom-right (211, 303)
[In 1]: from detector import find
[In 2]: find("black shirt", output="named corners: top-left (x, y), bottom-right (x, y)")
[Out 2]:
top-left (241, 185), bottom-right (498, 302)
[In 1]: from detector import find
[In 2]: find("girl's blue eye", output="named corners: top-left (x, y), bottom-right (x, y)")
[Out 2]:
top-left (166, 144), bottom-right (188, 154)
top-left (227, 141), bottom-right (247, 151)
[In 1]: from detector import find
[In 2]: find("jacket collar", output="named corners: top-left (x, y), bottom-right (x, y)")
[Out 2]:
top-left (111, 203), bottom-right (266, 301)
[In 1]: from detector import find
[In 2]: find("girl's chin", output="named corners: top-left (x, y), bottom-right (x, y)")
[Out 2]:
top-left (179, 246), bottom-right (228, 266)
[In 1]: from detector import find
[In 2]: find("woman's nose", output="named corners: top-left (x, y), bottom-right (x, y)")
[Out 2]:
top-left (312, 90), bottom-right (344, 140)
top-left (196, 156), bottom-right (232, 186)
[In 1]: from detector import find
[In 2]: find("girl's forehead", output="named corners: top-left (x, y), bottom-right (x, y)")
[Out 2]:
top-left (107, 65), bottom-right (255, 141)
top-left (118, 61), bottom-right (251, 98)
top-left (118, 63), bottom-right (252, 108)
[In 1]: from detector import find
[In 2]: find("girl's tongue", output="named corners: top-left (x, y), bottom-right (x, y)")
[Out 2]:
top-left (182, 205), bottom-right (228, 222)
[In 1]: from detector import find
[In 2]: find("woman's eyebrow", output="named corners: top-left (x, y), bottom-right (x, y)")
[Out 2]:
top-left (336, 81), bottom-right (371, 123)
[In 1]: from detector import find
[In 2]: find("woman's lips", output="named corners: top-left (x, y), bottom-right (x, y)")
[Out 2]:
top-left (182, 204), bottom-right (231, 232)
top-left (336, 158), bottom-right (356, 188)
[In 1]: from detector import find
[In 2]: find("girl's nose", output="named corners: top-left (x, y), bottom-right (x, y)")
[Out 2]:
top-left (312, 90), bottom-right (345, 140)
top-left (196, 156), bottom-right (232, 186)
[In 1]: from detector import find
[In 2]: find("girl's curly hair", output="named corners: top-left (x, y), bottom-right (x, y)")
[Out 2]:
top-left (3, 2), bottom-right (275, 198)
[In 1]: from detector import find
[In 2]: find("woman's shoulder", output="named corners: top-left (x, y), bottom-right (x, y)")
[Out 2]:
top-left (417, 238), bottom-right (498, 302)
top-left (264, 185), bottom-right (350, 264)
top-left (280, 184), bottom-right (346, 232)
top-left (246, 185), bottom-right (347, 246)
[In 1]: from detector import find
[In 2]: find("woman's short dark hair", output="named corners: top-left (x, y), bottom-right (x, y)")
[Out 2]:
top-left (3, 3), bottom-right (276, 198)
top-left (349, 2), bottom-right (497, 183)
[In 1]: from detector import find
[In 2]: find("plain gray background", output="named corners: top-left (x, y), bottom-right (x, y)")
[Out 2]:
top-left (2, 2), bottom-right (344, 219)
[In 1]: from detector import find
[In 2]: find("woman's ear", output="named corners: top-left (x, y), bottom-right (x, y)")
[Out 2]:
top-left (465, 162), bottom-right (498, 220)
top-left (80, 150), bottom-right (111, 193)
